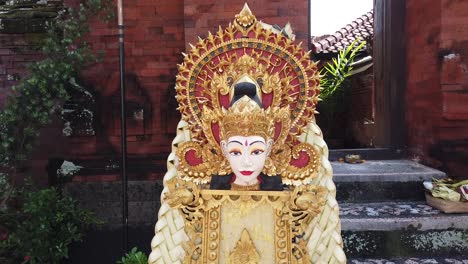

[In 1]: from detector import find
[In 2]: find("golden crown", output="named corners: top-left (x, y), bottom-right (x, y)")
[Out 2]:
top-left (219, 96), bottom-right (285, 141)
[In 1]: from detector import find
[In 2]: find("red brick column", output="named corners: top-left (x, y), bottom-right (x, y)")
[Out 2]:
top-left (406, 0), bottom-right (468, 178)
top-left (405, 0), bottom-right (443, 161)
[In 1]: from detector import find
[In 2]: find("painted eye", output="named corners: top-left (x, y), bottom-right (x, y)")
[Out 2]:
top-left (251, 149), bottom-right (264, 155)
top-left (229, 150), bottom-right (242, 156)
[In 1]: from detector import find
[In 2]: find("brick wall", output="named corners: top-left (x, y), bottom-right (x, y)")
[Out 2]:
top-left (3, 0), bottom-right (467, 180)
top-left (74, 0), bottom-right (185, 157)
top-left (183, 0), bottom-right (309, 52)
top-left (0, 1), bottom-right (186, 181)
top-left (67, 0), bottom-right (310, 181)
top-left (0, 34), bottom-right (43, 107)
top-left (406, 0), bottom-right (468, 179)
top-left (0, 0), bottom-right (309, 182)
top-left (68, 0), bottom-right (187, 181)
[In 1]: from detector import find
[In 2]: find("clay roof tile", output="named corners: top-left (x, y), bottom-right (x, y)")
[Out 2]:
top-left (312, 9), bottom-right (374, 54)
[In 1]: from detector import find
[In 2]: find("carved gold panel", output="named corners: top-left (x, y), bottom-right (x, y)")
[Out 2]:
top-left (172, 188), bottom-right (325, 264)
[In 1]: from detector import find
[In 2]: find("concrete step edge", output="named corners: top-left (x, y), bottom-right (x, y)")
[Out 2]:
top-left (340, 201), bottom-right (468, 231)
top-left (332, 160), bottom-right (446, 182)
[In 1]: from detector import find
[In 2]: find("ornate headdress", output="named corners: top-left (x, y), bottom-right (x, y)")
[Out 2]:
top-left (175, 4), bottom-right (321, 185)
top-left (217, 96), bottom-right (285, 141)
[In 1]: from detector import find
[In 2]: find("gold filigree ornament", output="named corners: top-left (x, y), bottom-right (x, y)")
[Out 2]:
top-left (228, 229), bottom-right (260, 264)
top-left (234, 4), bottom-right (257, 34)
top-left (175, 3), bottom-right (322, 186)
top-left (164, 178), bottom-right (206, 262)
top-left (282, 185), bottom-right (327, 262)
top-left (162, 187), bottom-right (326, 263)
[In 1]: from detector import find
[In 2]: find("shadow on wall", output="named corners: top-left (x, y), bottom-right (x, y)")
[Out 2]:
top-left (163, 81), bottom-right (181, 136)
top-left (430, 139), bottom-right (468, 180)
top-left (103, 73), bottom-right (153, 145)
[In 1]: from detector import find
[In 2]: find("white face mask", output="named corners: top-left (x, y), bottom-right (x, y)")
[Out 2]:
top-left (221, 135), bottom-right (273, 185)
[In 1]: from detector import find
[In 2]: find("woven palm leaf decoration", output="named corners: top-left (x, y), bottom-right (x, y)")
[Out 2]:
top-left (149, 4), bottom-right (346, 263)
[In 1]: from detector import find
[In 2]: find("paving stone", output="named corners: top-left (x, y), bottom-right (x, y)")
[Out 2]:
top-left (64, 180), bottom-right (163, 227)
top-left (340, 201), bottom-right (468, 231)
top-left (329, 148), bottom-right (403, 161)
top-left (341, 201), bottom-right (468, 258)
top-left (343, 229), bottom-right (468, 258)
top-left (63, 180), bottom-right (163, 202)
top-left (63, 161), bottom-right (465, 260)
top-left (348, 257), bottom-right (468, 264)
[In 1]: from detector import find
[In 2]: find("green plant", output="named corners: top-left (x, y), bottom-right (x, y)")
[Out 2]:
top-left (0, 0), bottom-right (113, 190)
top-left (317, 39), bottom-right (365, 140)
top-left (1, 0), bottom-right (109, 160)
top-left (319, 39), bottom-right (365, 102)
top-left (117, 247), bottom-right (149, 264)
top-left (0, 1), bottom-right (113, 263)
top-left (0, 184), bottom-right (101, 264)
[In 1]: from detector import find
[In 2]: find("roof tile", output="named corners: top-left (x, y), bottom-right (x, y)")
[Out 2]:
top-left (312, 10), bottom-right (373, 54)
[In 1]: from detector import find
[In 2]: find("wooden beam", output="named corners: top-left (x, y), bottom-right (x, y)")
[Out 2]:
top-left (373, 0), bottom-right (407, 150)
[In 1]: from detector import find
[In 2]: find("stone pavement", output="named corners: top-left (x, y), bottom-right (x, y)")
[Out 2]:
top-left (349, 258), bottom-right (468, 264)
top-left (340, 201), bottom-right (468, 231)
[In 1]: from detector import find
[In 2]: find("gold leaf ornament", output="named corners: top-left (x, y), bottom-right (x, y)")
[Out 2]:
top-left (234, 4), bottom-right (257, 34)
top-left (228, 229), bottom-right (260, 264)
top-left (164, 178), bottom-right (199, 208)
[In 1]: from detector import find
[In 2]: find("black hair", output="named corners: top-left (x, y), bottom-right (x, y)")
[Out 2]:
top-left (230, 82), bottom-right (262, 108)
top-left (210, 174), bottom-right (283, 191)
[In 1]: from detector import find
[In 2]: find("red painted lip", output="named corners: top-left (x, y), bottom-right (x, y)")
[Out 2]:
top-left (240, 171), bottom-right (254, 176)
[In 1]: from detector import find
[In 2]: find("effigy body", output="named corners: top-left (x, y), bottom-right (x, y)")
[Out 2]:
top-left (148, 4), bottom-right (346, 264)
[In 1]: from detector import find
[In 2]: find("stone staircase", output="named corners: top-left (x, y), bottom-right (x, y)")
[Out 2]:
top-left (332, 151), bottom-right (468, 263)
top-left (65, 150), bottom-right (468, 263)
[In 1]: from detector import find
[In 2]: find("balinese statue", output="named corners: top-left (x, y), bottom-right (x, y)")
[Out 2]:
top-left (149, 4), bottom-right (346, 264)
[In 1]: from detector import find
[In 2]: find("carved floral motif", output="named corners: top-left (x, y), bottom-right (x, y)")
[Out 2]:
top-left (228, 229), bottom-right (260, 264)
top-left (164, 178), bottom-right (326, 263)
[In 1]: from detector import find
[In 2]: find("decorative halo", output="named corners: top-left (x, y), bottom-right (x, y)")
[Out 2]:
top-left (175, 4), bottom-right (320, 143)
top-left (174, 4), bottom-right (322, 185)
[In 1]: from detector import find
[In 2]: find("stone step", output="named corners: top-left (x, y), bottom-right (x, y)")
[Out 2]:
top-left (340, 201), bottom-right (468, 258)
top-left (67, 159), bottom-right (446, 203)
top-left (333, 160), bottom-right (446, 202)
top-left (348, 257), bottom-right (468, 264)
top-left (329, 148), bottom-right (404, 161)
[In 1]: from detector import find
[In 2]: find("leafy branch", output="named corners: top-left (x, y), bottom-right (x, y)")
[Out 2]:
top-left (0, 0), bottom-right (113, 176)
top-left (0, 1), bottom-right (113, 263)
top-left (319, 39), bottom-right (366, 102)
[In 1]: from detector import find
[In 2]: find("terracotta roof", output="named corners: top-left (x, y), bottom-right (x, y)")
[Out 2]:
top-left (312, 10), bottom-right (373, 54)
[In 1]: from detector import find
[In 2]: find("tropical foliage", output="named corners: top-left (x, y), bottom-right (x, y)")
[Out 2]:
top-left (319, 39), bottom-right (365, 102)
top-left (318, 39), bottom-right (366, 140)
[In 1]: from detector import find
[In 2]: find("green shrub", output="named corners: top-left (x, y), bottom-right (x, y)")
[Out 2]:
top-left (117, 247), bottom-right (149, 264)
top-left (0, 186), bottom-right (100, 264)
top-left (0, 1), bottom-right (113, 263)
